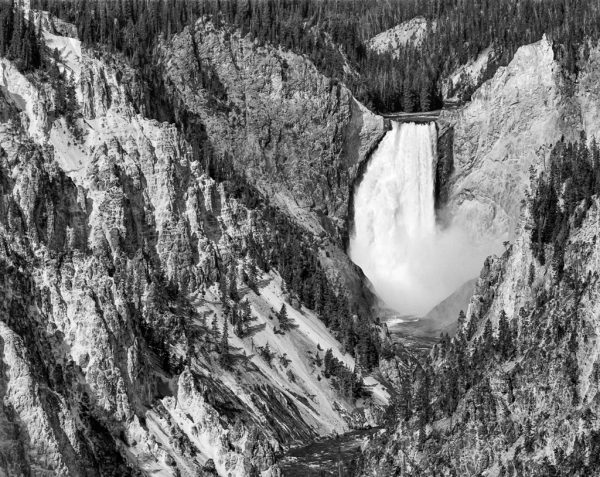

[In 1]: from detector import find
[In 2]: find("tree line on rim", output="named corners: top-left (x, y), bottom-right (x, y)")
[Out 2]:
top-left (32, 0), bottom-right (600, 113)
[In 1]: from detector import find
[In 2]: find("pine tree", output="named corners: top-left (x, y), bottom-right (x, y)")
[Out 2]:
top-left (277, 304), bottom-right (295, 332)
top-left (228, 263), bottom-right (239, 301)
top-left (246, 260), bottom-right (259, 293)
top-left (323, 348), bottom-right (334, 377)
top-left (483, 319), bottom-right (494, 354)
top-left (219, 319), bottom-right (231, 367)
top-left (528, 262), bottom-right (535, 286)
top-left (218, 270), bottom-right (228, 300)
top-left (64, 73), bottom-right (78, 126)
top-left (220, 318), bottom-right (229, 353)
top-left (466, 314), bottom-right (477, 341)
top-left (458, 310), bottom-right (466, 328)
top-left (402, 84), bottom-right (415, 113)
top-left (259, 342), bottom-right (274, 365)
top-left (414, 371), bottom-right (431, 428)
top-left (397, 373), bottom-right (413, 421)
top-left (419, 83), bottom-right (432, 112)
top-left (351, 368), bottom-right (363, 398)
top-left (497, 310), bottom-right (512, 357)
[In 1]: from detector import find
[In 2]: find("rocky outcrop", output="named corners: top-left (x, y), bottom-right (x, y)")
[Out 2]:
top-left (441, 46), bottom-right (498, 103)
top-left (156, 19), bottom-right (384, 311)
top-left (160, 19), bottom-right (384, 239)
top-left (367, 17), bottom-right (435, 55)
top-left (439, 36), bottom-right (568, 245)
top-left (438, 35), bottom-right (580, 247)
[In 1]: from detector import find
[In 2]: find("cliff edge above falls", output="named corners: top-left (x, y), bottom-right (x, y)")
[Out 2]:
top-left (438, 35), bottom-right (574, 246)
top-left (437, 35), bottom-right (600, 250)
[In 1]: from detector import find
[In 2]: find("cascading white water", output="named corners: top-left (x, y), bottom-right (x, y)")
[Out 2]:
top-left (349, 121), bottom-right (492, 316)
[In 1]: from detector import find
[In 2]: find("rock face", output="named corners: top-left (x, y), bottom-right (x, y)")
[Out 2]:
top-left (439, 36), bottom-right (567, 245)
top-left (367, 17), bottom-right (435, 55)
top-left (440, 36), bottom-right (600, 248)
top-left (157, 19), bottom-right (385, 311)
top-left (0, 13), bottom-right (389, 477)
top-left (441, 46), bottom-right (498, 102)
top-left (161, 19), bottom-right (384, 238)
top-left (439, 35), bottom-right (582, 246)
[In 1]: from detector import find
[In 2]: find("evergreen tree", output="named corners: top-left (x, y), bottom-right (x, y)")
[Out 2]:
top-left (457, 310), bottom-right (466, 329)
top-left (528, 262), bottom-right (535, 286)
top-left (246, 260), bottom-right (259, 293)
top-left (465, 314), bottom-right (477, 341)
top-left (219, 318), bottom-right (231, 367)
top-left (228, 263), bottom-right (239, 301)
top-left (277, 304), bottom-right (296, 332)
top-left (218, 270), bottom-right (228, 301)
top-left (397, 373), bottom-right (413, 421)
top-left (497, 310), bottom-right (512, 357)
top-left (211, 314), bottom-right (220, 350)
top-left (482, 319), bottom-right (494, 353)
top-left (258, 342), bottom-right (274, 366)
top-left (323, 348), bottom-right (334, 378)
top-left (414, 371), bottom-right (431, 426)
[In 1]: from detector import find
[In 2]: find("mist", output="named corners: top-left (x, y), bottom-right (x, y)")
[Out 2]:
top-left (349, 121), bottom-right (500, 316)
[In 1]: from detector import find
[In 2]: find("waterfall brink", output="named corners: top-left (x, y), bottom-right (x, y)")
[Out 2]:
top-left (350, 121), bottom-right (488, 316)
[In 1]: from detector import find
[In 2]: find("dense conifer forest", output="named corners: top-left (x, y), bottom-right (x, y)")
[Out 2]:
top-left (531, 134), bottom-right (600, 275)
top-left (0, 2), bottom-right (42, 70)
top-left (30, 0), bottom-right (600, 113)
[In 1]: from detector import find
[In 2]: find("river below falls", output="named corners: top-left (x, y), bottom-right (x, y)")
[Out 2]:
top-left (279, 428), bottom-right (380, 476)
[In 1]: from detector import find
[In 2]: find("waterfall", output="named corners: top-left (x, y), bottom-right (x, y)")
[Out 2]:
top-left (350, 121), bottom-right (488, 316)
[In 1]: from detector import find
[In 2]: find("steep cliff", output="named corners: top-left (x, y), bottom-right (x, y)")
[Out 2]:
top-left (438, 36), bottom-right (578, 245)
top-left (0, 12), bottom-right (389, 476)
top-left (160, 19), bottom-right (384, 238)
top-left (150, 18), bottom-right (386, 313)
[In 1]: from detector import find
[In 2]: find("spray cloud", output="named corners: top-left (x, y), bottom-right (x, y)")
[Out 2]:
top-left (349, 121), bottom-right (499, 316)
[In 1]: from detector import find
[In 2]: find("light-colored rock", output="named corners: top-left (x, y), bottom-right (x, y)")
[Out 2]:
top-left (442, 46), bottom-right (497, 102)
top-left (440, 35), bottom-right (579, 246)
top-left (0, 12), bottom-right (389, 477)
top-left (367, 17), bottom-right (435, 56)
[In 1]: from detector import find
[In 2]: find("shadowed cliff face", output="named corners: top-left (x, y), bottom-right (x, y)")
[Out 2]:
top-left (153, 19), bottom-right (385, 312)
top-left (159, 19), bottom-right (385, 240)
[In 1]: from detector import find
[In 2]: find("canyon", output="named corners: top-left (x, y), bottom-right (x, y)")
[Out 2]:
top-left (2, 2), bottom-right (600, 476)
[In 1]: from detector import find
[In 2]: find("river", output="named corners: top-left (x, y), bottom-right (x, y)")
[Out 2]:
top-left (279, 428), bottom-right (380, 476)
